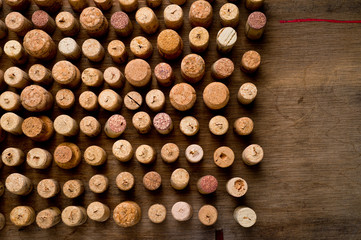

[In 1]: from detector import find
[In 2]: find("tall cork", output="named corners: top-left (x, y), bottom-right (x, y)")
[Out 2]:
top-left (98, 89), bottom-right (123, 111)
top-left (189, 0), bottom-right (213, 28)
top-left (6, 173), bottom-right (32, 195)
top-left (52, 60), bottom-right (81, 88)
top-left (55, 89), bottom-right (75, 110)
top-left (107, 40), bottom-right (128, 64)
top-left (219, 3), bottom-right (239, 28)
top-left (180, 116), bottom-right (199, 136)
top-left (54, 114), bottom-right (79, 137)
top-left (153, 112), bottom-right (173, 135)
top-left (87, 202), bottom-right (110, 222)
top-left (132, 111), bottom-right (151, 134)
top-left (245, 11), bottom-right (267, 40)
top-left (37, 179), bottom-right (60, 198)
top-left (1, 112), bottom-right (23, 135)
top-left (216, 27), bottom-right (237, 53)
top-left (28, 64), bottom-right (53, 85)
top-left (80, 117), bottom-right (101, 137)
top-left (10, 206), bottom-right (35, 227)
top-left (189, 27), bottom-right (209, 53)
top-left (135, 7), bottom-right (159, 34)
top-left (104, 114), bottom-right (127, 138)
top-left (5, 12), bottom-right (32, 36)
top-left (84, 145), bottom-right (107, 166)
top-left (20, 85), bottom-right (53, 112)
top-left (36, 207), bottom-right (61, 229)
top-left (164, 4), bottom-right (183, 30)
top-left (32, 10), bottom-right (56, 34)
top-left (4, 40), bottom-right (28, 65)
top-left (0, 91), bottom-right (21, 111)
top-left (58, 37), bottom-right (81, 60)
top-left (62, 206), bottom-right (87, 227)
top-left (23, 29), bottom-right (56, 60)
top-left (80, 7), bottom-right (109, 38)
top-left (53, 142), bottom-right (81, 169)
top-left (56, 11), bottom-right (80, 37)
top-left (104, 67), bottom-right (125, 88)
top-left (63, 179), bottom-right (84, 198)
top-left (26, 148), bottom-right (52, 169)
top-left (4, 0), bottom-right (30, 11)
top-left (118, 0), bottom-right (138, 13)
top-left (130, 36), bottom-right (153, 59)
top-left (112, 140), bottom-right (133, 162)
top-left (68, 0), bottom-right (88, 12)
top-left (82, 38), bottom-right (105, 62)
top-left (33, 0), bottom-right (62, 13)
top-left (4, 67), bottom-right (30, 89)
top-left (2, 147), bottom-right (24, 167)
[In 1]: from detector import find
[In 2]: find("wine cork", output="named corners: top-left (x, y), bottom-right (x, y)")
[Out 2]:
top-left (214, 146), bottom-right (234, 168)
top-left (217, 27), bottom-right (237, 53)
top-left (55, 89), bottom-right (75, 110)
top-left (209, 115), bottom-right (228, 136)
top-left (125, 59), bottom-right (152, 87)
top-left (36, 207), bottom-right (61, 229)
top-left (89, 174), bottom-right (109, 194)
top-left (2, 148), bottom-right (24, 166)
top-left (171, 202), bottom-right (192, 221)
top-left (79, 91), bottom-right (98, 111)
top-left (203, 82), bottom-right (230, 110)
top-left (52, 60), bottom-right (81, 88)
top-left (161, 143), bottom-right (179, 163)
top-left (164, 4), bottom-right (183, 30)
top-left (54, 115), bottom-right (79, 137)
top-left (118, 0), bottom-right (138, 13)
top-left (197, 175), bottom-right (218, 194)
top-left (107, 40), bottom-right (128, 64)
top-left (242, 144), bottom-right (264, 165)
top-left (104, 114), bottom-right (127, 138)
top-left (111, 11), bottom-right (133, 37)
top-left (4, 67), bottom-right (30, 89)
top-left (238, 82), bottom-right (257, 105)
top-left (153, 112), bottom-right (173, 135)
top-left (113, 201), bottom-right (141, 227)
top-left (130, 36), bottom-right (153, 59)
top-left (169, 83), bottom-right (196, 111)
top-left (58, 37), bottom-right (82, 60)
top-left (132, 111), bottom-right (151, 134)
top-left (20, 85), bottom-right (53, 112)
top-left (4, 40), bottom-right (28, 65)
top-left (82, 38), bottom-right (105, 62)
top-left (33, 0), bottom-right (62, 13)
top-left (198, 205), bottom-right (218, 226)
top-left (104, 67), bottom-right (125, 88)
top-left (185, 144), bottom-right (203, 163)
top-left (23, 30), bottom-right (57, 60)
top-left (135, 7), bottom-right (159, 34)
top-left (241, 50), bottom-right (261, 73)
top-left (0, 213), bottom-right (4, 230)
top-left (189, 0), bottom-right (212, 28)
top-left (94, 0), bottom-right (112, 11)
top-left (124, 91), bottom-right (142, 110)
top-left (226, 177), bottom-right (248, 197)
top-left (135, 144), bottom-right (156, 164)
top-left (157, 29), bottom-right (183, 60)
top-left (143, 171), bottom-right (161, 191)
top-left (170, 168), bottom-right (189, 190)
top-left (0, 20), bottom-right (8, 39)
top-left (32, 10), bottom-right (56, 34)
top-left (112, 140), bottom-right (133, 162)
top-left (234, 206), bottom-right (257, 227)
top-left (80, 7), bottom-right (109, 38)
top-left (63, 179), bottom-right (84, 198)
top-left (10, 206), bottom-right (35, 227)
top-left (28, 64), bottom-right (52, 85)
top-left (246, 0), bottom-right (264, 10)
top-left (154, 63), bottom-right (173, 87)
top-left (55, 11), bottom-right (80, 37)
top-left (26, 148), bottom-right (52, 169)
top-left (98, 89), bottom-right (122, 111)
top-left (53, 142), bottom-right (81, 169)
top-left (180, 116), bottom-right (199, 136)
top-left (211, 58), bottom-right (234, 80)
top-left (37, 179), bottom-right (60, 198)
top-left (245, 11), bottom-right (267, 40)
top-left (219, 3), bottom-right (239, 28)
top-left (5, 12), bottom-right (32, 36)
top-left (189, 27), bottom-right (209, 53)
top-left (84, 145), bottom-right (107, 166)
top-left (80, 117), bottom-right (101, 137)
top-left (61, 206), bottom-right (87, 227)
top-left (0, 112), bottom-right (23, 135)
top-left (0, 91), bottom-right (21, 111)
top-left (146, 89), bottom-right (165, 112)
top-left (4, 0), bottom-right (30, 11)
top-left (116, 172), bottom-right (134, 191)
top-left (68, 0), bottom-right (88, 12)
top-left (148, 204), bottom-right (166, 224)
top-left (181, 54), bottom-right (205, 83)
top-left (87, 202), bottom-right (110, 222)
top-left (5, 173), bottom-right (32, 195)
top-left (234, 117), bottom-right (254, 136)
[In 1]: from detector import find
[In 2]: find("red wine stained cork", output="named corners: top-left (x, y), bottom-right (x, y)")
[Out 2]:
top-left (125, 91), bottom-right (142, 110)
top-left (4, 67), bottom-right (30, 88)
top-left (111, 11), bottom-right (133, 37)
top-left (198, 205), bottom-right (218, 226)
top-left (157, 29), bottom-right (183, 60)
top-left (171, 202), bottom-right (192, 221)
top-left (5, 173), bottom-right (32, 195)
top-left (82, 38), bottom-right (105, 62)
top-left (130, 36), bottom-right (153, 59)
top-left (185, 144), bottom-right (203, 163)
top-left (214, 146), bottom-right (234, 168)
top-left (80, 7), bottom-right (109, 38)
top-left (53, 142), bottom-right (81, 169)
top-left (0, 112), bottom-right (23, 135)
top-left (118, 0), bottom-right (138, 12)
top-left (189, 0), bottom-right (213, 28)
top-left (146, 89), bottom-right (165, 112)
top-left (113, 201), bottom-right (141, 227)
top-left (4, 40), bottom-right (28, 65)
top-left (68, 0), bottom-right (88, 12)
top-left (107, 40), bottom-right (128, 64)
top-left (169, 83), bottom-right (196, 111)
top-left (55, 89), bottom-right (75, 110)
top-left (170, 168), bottom-right (189, 190)
top-left (23, 30), bottom-right (57, 60)
top-left (36, 207), bottom-right (61, 229)
top-left (219, 3), bottom-right (239, 28)
top-left (161, 143), bottom-right (179, 163)
top-left (153, 112), bottom-right (173, 135)
top-left (148, 204), bottom-right (166, 223)
top-left (181, 54), bottom-right (205, 83)
top-left (234, 117), bottom-right (254, 136)
top-left (61, 206), bottom-right (87, 227)
top-left (37, 179), bottom-right (60, 198)
top-left (143, 171), bottom-right (161, 191)
top-left (87, 202), bottom-right (110, 222)
top-left (104, 67), bottom-right (125, 88)
top-left (216, 27), bottom-right (237, 53)
top-left (189, 27), bottom-right (209, 53)
top-left (242, 144), bottom-right (263, 165)
top-left (2, 147), bottom-right (24, 166)
top-left (63, 179), bottom-right (84, 198)
top-left (94, 0), bottom-right (112, 11)
top-left (28, 64), bottom-right (52, 85)
top-left (26, 148), bottom-right (52, 169)
top-left (203, 82), bottom-right (230, 110)
top-left (0, 20), bottom-right (8, 39)
top-left (0, 91), bottom-right (21, 111)
top-left (89, 174), bottom-right (109, 193)
top-left (98, 89), bottom-right (123, 111)
top-left (197, 175), bottom-right (218, 194)
top-left (84, 145), bottom-right (107, 166)
top-left (211, 58), bottom-right (234, 80)
top-left (246, 0), bottom-right (264, 11)
top-left (0, 213), bottom-right (4, 230)
top-left (245, 11), bottom-right (267, 40)
top-left (135, 144), bottom-right (156, 164)
top-left (20, 85), bottom-right (53, 112)
top-left (4, 0), bottom-right (30, 11)
top-left (55, 11), bottom-right (80, 37)
top-left (104, 114), bottom-right (127, 138)
top-left (80, 117), bottom-right (101, 137)
top-left (234, 206), bottom-right (257, 227)
top-left (169, 0), bottom-right (185, 5)
top-left (146, 0), bottom-right (161, 8)
top-left (180, 116), bottom-right (199, 136)
top-left (58, 37), bottom-right (82, 60)
top-left (5, 12), bottom-right (32, 36)
top-left (241, 50), bottom-right (261, 73)
top-left (112, 140), bottom-right (133, 162)
top-left (32, 10), bottom-right (56, 34)
top-left (33, 0), bottom-right (62, 13)
top-left (116, 171), bottom-right (134, 191)
top-left (154, 62), bottom-right (174, 87)
top-left (226, 177), bottom-right (248, 197)
top-left (132, 111), bottom-right (151, 134)
top-left (238, 82), bottom-right (257, 105)
top-left (209, 115), bottom-right (228, 135)
top-left (81, 68), bottom-right (103, 87)
top-left (164, 4), bottom-right (183, 30)
top-left (135, 7), bottom-right (159, 34)
top-left (10, 206), bottom-right (35, 227)
top-left (125, 59), bottom-right (152, 87)
top-left (79, 91), bottom-right (98, 111)
top-left (54, 115), bottom-right (79, 137)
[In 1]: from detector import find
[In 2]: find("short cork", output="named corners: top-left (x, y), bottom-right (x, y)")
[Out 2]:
top-left (58, 37), bottom-right (82, 60)
top-left (55, 89), bottom-right (75, 110)
top-left (234, 117), bottom-right (254, 136)
top-left (214, 146), bottom-right (234, 168)
top-left (238, 82), bottom-right (258, 105)
top-left (10, 206), bottom-right (35, 227)
top-left (23, 30), bottom-right (57, 60)
top-left (234, 206), bottom-right (257, 227)
top-left (104, 114), bottom-right (127, 138)
top-left (164, 4), bottom-right (183, 30)
top-left (63, 179), bottom-right (84, 198)
top-left (98, 89), bottom-right (123, 111)
top-left (146, 89), bottom-right (165, 112)
top-left (185, 144), bottom-right (203, 163)
top-left (80, 117), bottom-right (102, 137)
top-left (171, 202), bottom-right (193, 221)
top-left (4, 66), bottom-right (30, 89)
top-left (37, 179), bottom-right (60, 198)
top-left (161, 143), bottom-right (179, 163)
top-left (219, 3), bottom-right (240, 28)
top-left (36, 207), bottom-right (61, 229)
top-left (89, 174), bottom-right (109, 194)
top-left (197, 175), bottom-right (218, 194)
top-left (5, 12), bottom-right (32, 36)
top-left (189, 27), bottom-right (209, 53)
top-left (0, 91), bottom-right (21, 111)
top-left (148, 204), bottom-right (166, 223)
top-left (242, 144), bottom-right (264, 165)
top-left (113, 201), bottom-right (141, 227)
top-left (241, 50), bottom-right (261, 73)
top-left (135, 144), bottom-right (156, 164)
top-left (80, 7), bottom-right (109, 38)
top-left (104, 66), bottom-right (125, 88)
top-left (26, 148), bottom-right (52, 169)
top-left (169, 83), bottom-right (196, 111)
top-left (52, 60), bottom-right (81, 88)
top-left (154, 63), bottom-right (174, 87)
top-left (203, 82), bottom-right (230, 110)
top-left (157, 29), bottom-right (183, 60)
top-left (226, 177), bottom-right (248, 198)
top-left (132, 111), bottom-right (151, 134)
top-left (4, 40), bottom-right (28, 65)
top-left (135, 7), bottom-right (159, 34)
top-left (2, 147), bottom-right (24, 166)
top-left (180, 116), bottom-right (199, 136)
top-left (124, 91), bottom-right (142, 111)
top-left (20, 85), bottom-right (53, 112)
top-left (5, 173), bottom-right (32, 195)
top-left (189, 0), bottom-right (213, 28)
top-left (125, 59), bottom-right (152, 87)
top-left (81, 68), bottom-right (103, 87)
top-left (116, 172), bottom-right (135, 191)
top-left (79, 91), bottom-right (98, 111)
top-left (61, 206), bottom-right (87, 227)
top-left (112, 140), bottom-right (133, 162)
top-left (143, 171), bottom-right (161, 191)
top-left (198, 205), bottom-right (218, 226)
top-left (54, 114), bottom-right (79, 137)
top-left (87, 202), bottom-right (110, 222)
top-left (111, 11), bottom-right (133, 37)
top-left (0, 112), bottom-right (23, 135)
top-left (84, 145), bottom-right (107, 166)
top-left (245, 11), bottom-right (267, 40)
top-left (107, 40), bottom-right (128, 64)
top-left (181, 54), bottom-right (205, 83)
top-left (82, 38), bottom-right (105, 62)
top-left (32, 10), bottom-right (56, 34)
top-left (53, 142), bottom-right (81, 169)
top-left (170, 168), bottom-right (189, 190)
top-left (118, 0), bottom-right (138, 13)
top-left (28, 64), bottom-right (52, 85)
top-left (211, 58), bottom-right (235, 80)
top-left (153, 112), bottom-right (173, 135)
top-left (55, 11), bottom-right (80, 37)
top-left (130, 36), bottom-right (153, 59)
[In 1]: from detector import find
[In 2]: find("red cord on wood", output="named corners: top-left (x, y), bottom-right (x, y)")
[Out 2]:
top-left (280, 18), bottom-right (361, 23)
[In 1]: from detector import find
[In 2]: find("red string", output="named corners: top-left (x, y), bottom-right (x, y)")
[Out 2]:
top-left (280, 18), bottom-right (361, 23)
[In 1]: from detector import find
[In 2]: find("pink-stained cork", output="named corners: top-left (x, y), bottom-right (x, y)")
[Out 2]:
top-left (197, 175), bottom-right (218, 194)
top-left (248, 11), bottom-right (267, 29)
top-left (154, 63), bottom-right (173, 87)
top-left (32, 10), bottom-right (55, 34)
top-left (105, 114), bottom-right (126, 137)
top-left (153, 112), bottom-right (173, 134)
top-left (111, 11), bottom-right (133, 37)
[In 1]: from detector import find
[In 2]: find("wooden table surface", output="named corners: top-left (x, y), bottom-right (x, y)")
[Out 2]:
top-left (1, 0), bottom-right (361, 239)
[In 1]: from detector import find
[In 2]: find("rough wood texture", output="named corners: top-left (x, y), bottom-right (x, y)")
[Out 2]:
top-left (0, 0), bottom-right (361, 239)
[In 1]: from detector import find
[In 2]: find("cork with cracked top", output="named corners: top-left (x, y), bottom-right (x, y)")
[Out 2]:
top-left (241, 50), bottom-right (261, 73)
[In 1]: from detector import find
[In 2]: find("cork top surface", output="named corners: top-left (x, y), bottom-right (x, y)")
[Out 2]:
top-left (143, 171), bottom-right (161, 190)
top-left (5, 12), bottom-right (24, 28)
top-left (107, 40), bottom-right (126, 56)
top-left (113, 201), bottom-right (141, 227)
top-left (181, 54), bottom-right (205, 76)
top-left (248, 11), bottom-right (267, 29)
top-left (22, 117), bottom-right (44, 137)
top-left (28, 64), bottom-right (47, 81)
top-left (52, 61), bottom-right (76, 84)
top-left (213, 58), bottom-right (234, 78)
top-left (190, 0), bottom-right (212, 19)
top-left (23, 30), bottom-right (51, 53)
top-left (198, 205), bottom-right (217, 226)
top-left (135, 7), bottom-right (155, 23)
top-left (157, 29), bottom-right (181, 52)
top-left (107, 114), bottom-right (126, 133)
top-left (56, 89), bottom-right (75, 106)
top-left (164, 4), bottom-right (183, 20)
top-left (153, 113), bottom-right (172, 130)
top-left (198, 175), bottom-right (218, 194)
top-left (80, 7), bottom-right (104, 29)
top-left (242, 50), bottom-right (261, 68)
top-left (20, 85), bottom-right (47, 108)
top-left (124, 59), bottom-right (151, 82)
top-left (31, 10), bottom-right (49, 27)
top-left (220, 3), bottom-right (239, 20)
top-left (154, 62), bottom-right (172, 79)
top-left (54, 145), bottom-right (73, 163)
top-left (169, 83), bottom-right (196, 105)
top-left (55, 11), bottom-right (75, 29)
top-left (82, 39), bottom-right (102, 57)
top-left (111, 11), bottom-right (129, 29)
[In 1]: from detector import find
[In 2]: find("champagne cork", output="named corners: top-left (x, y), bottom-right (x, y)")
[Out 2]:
top-left (203, 82), bottom-right (230, 110)
top-left (241, 50), bottom-right (261, 73)
top-left (169, 0), bottom-right (185, 5)
top-left (0, 112), bottom-right (23, 135)
top-left (55, 89), bottom-right (75, 110)
top-left (118, 0), bottom-right (138, 13)
top-left (55, 11), bottom-right (80, 37)
top-left (185, 144), bottom-right (203, 163)
top-left (181, 54), bottom-right (205, 83)
top-left (217, 27), bottom-right (237, 53)
top-left (135, 144), bottom-right (156, 164)
top-left (5, 173), bottom-right (32, 195)
top-left (157, 29), bottom-right (183, 60)
top-left (211, 58), bottom-right (234, 80)
top-left (54, 114), bottom-right (79, 137)
top-left (226, 177), bottom-right (248, 197)
top-left (234, 206), bottom-right (257, 227)
top-left (52, 60), bottom-right (81, 88)
top-left (246, 0), bottom-right (264, 11)
top-left (10, 206), bottom-right (35, 227)
top-left (26, 148), bottom-right (52, 169)
top-left (2, 147), bottom-right (24, 166)
top-left (0, 20), bottom-right (8, 39)
top-left (143, 171), bottom-right (161, 191)
top-left (125, 59), bottom-right (152, 87)
top-left (219, 3), bottom-right (239, 28)
top-left (61, 206), bottom-right (87, 227)
top-left (33, 0), bottom-right (62, 13)
top-left (170, 168), bottom-right (189, 190)
top-left (180, 116), bottom-right (199, 136)
top-left (0, 213), bottom-right (4, 230)
top-left (84, 145), bottom-right (107, 166)
top-left (107, 40), bottom-right (128, 64)
top-left (82, 38), bottom-right (105, 62)
top-left (197, 175), bottom-right (218, 194)
top-left (5, 12), bottom-right (32, 36)
top-left (20, 85), bottom-right (53, 112)
top-left (124, 91), bottom-right (142, 110)
top-left (87, 202), bottom-right (110, 222)
top-left (132, 111), bottom-right (151, 134)
top-left (113, 201), bottom-right (141, 228)
top-left (80, 116), bottom-right (101, 137)
top-left (58, 37), bottom-right (82, 60)
top-left (89, 174), bottom-right (109, 194)
top-left (32, 10), bottom-right (56, 34)
top-left (198, 205), bottom-right (218, 226)
top-left (245, 11), bottom-right (267, 40)
top-left (68, 0), bottom-right (88, 12)
top-left (171, 202), bottom-right (192, 221)
top-left (164, 4), bottom-right (183, 30)
top-left (53, 142), bottom-right (81, 169)
top-left (79, 91), bottom-right (98, 111)
top-left (153, 112), bottom-right (173, 135)
top-left (214, 146), bottom-right (234, 168)
top-left (104, 67), bottom-right (125, 88)
top-left (154, 63), bottom-right (173, 87)
top-left (37, 179), bottom-right (60, 198)
top-left (80, 7), bottom-right (109, 38)
top-left (189, 0), bottom-right (212, 28)
top-left (189, 27), bottom-right (209, 53)
top-left (111, 11), bottom-right (133, 37)
top-left (161, 143), bottom-right (179, 163)
top-left (112, 139), bottom-right (133, 162)
top-left (238, 83), bottom-right (257, 105)
top-left (146, 89), bottom-right (165, 112)
top-left (209, 115), bottom-right (228, 135)
top-left (4, 40), bottom-right (28, 65)
top-left (23, 30), bottom-right (57, 60)
top-left (0, 91), bottom-right (21, 111)
top-left (36, 207), bottom-right (61, 229)
top-left (104, 114), bottom-right (127, 138)
top-left (234, 117), bottom-right (254, 136)
top-left (130, 36), bottom-right (153, 59)
top-left (4, 0), bottom-right (30, 11)
top-left (94, 0), bottom-right (112, 11)
top-left (242, 144), bottom-right (263, 165)
top-left (169, 83), bottom-right (196, 111)
top-left (148, 204), bottom-right (166, 224)
top-left (98, 89), bottom-right (123, 111)
top-left (28, 64), bottom-right (52, 85)
top-left (63, 179), bottom-right (84, 198)
top-left (116, 172), bottom-right (134, 191)
top-left (4, 67), bottom-right (30, 89)
top-left (135, 7), bottom-right (159, 34)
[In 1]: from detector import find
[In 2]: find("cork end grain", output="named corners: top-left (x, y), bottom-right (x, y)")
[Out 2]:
top-left (111, 11), bottom-right (129, 29)
top-left (181, 54), bottom-right (205, 82)
top-left (32, 10), bottom-right (49, 28)
top-left (198, 205), bottom-right (218, 226)
top-left (113, 201), bottom-right (141, 227)
top-left (125, 59), bottom-right (151, 87)
top-left (52, 61), bottom-right (76, 84)
top-left (143, 171), bottom-right (161, 191)
top-left (5, 12), bottom-right (24, 29)
top-left (80, 7), bottom-right (103, 29)
top-left (157, 29), bottom-right (181, 53)
top-left (116, 172), bottom-right (134, 191)
top-left (153, 112), bottom-right (172, 131)
top-left (198, 175), bottom-right (218, 194)
top-left (190, 0), bottom-right (212, 20)
top-left (248, 11), bottom-right (267, 29)
top-left (203, 82), bottom-right (230, 110)
top-left (148, 204), bottom-right (166, 224)
top-left (169, 83), bottom-right (196, 111)
top-left (214, 146), bottom-right (235, 168)
top-left (54, 146), bottom-right (73, 164)
top-left (212, 58), bottom-right (234, 79)
top-left (22, 117), bottom-right (44, 138)
top-left (23, 30), bottom-right (52, 54)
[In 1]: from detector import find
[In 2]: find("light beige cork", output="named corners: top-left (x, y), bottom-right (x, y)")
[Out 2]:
top-left (107, 40), bottom-right (128, 64)
top-left (132, 111), bottom-right (151, 134)
top-left (6, 173), bottom-right (32, 195)
top-left (180, 116), bottom-right (199, 136)
top-left (171, 201), bottom-right (192, 221)
top-left (103, 67), bottom-right (125, 89)
top-left (125, 59), bottom-right (152, 87)
top-left (135, 144), bottom-right (156, 164)
top-left (20, 85), bottom-right (53, 112)
top-left (124, 91), bottom-right (142, 110)
top-left (87, 202), bottom-right (110, 222)
top-left (58, 37), bottom-right (81, 60)
top-left (1, 112), bottom-right (23, 135)
top-left (80, 116), bottom-right (101, 137)
top-left (36, 207), bottom-right (61, 229)
top-left (145, 89), bottom-right (165, 112)
top-left (170, 168), bottom-right (189, 190)
top-left (55, 89), bottom-right (75, 110)
top-left (214, 146), bottom-right (234, 168)
top-left (135, 7), bottom-right (159, 34)
top-left (185, 144), bottom-right (203, 163)
top-left (198, 205), bottom-right (218, 226)
top-left (169, 83), bottom-right (196, 111)
top-left (181, 54), bottom-right (205, 83)
top-left (130, 36), bottom-right (153, 59)
top-left (234, 117), bottom-right (254, 136)
top-left (4, 40), bottom-right (28, 65)
top-left (234, 206), bottom-right (257, 227)
top-left (53, 142), bottom-right (81, 169)
top-left (10, 206), bottom-right (35, 227)
top-left (2, 147), bottom-right (24, 166)
top-left (98, 89), bottom-right (122, 111)
top-left (52, 60), bottom-right (81, 88)
top-left (112, 140), bottom-right (133, 162)
top-left (82, 68), bottom-right (103, 87)
top-left (161, 143), bottom-right (179, 163)
top-left (189, 0), bottom-right (213, 28)
top-left (242, 144), bottom-right (264, 165)
top-left (116, 172), bottom-right (134, 191)
top-left (164, 4), bottom-right (183, 30)
top-left (4, 66), bottom-right (30, 89)
top-left (189, 27), bottom-right (209, 53)
top-left (89, 174), bottom-right (109, 194)
top-left (241, 50), bottom-right (261, 73)
top-left (54, 114), bottom-right (79, 137)
top-left (216, 27), bottom-right (237, 53)
top-left (118, 0), bottom-right (138, 13)
top-left (63, 179), bottom-right (84, 198)
top-left (37, 179), bottom-right (60, 198)
top-left (238, 82), bottom-right (257, 105)
top-left (55, 11), bottom-right (80, 36)
top-left (84, 145), bottom-right (107, 166)
top-left (79, 91), bottom-right (98, 111)
top-left (23, 30), bottom-right (57, 60)
top-left (203, 82), bottom-right (230, 110)
top-left (26, 148), bottom-right (52, 169)
top-left (0, 91), bottom-right (21, 111)
top-left (226, 177), bottom-right (248, 197)
top-left (68, 0), bottom-right (88, 12)
top-left (28, 64), bottom-right (52, 85)
top-left (82, 38), bottom-right (105, 62)
top-left (5, 12), bottom-right (32, 36)
top-left (80, 7), bottom-right (109, 37)
top-left (148, 204), bottom-right (166, 223)
top-left (220, 3), bottom-right (240, 28)
top-left (113, 201), bottom-right (141, 227)
top-left (61, 206), bottom-right (87, 227)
